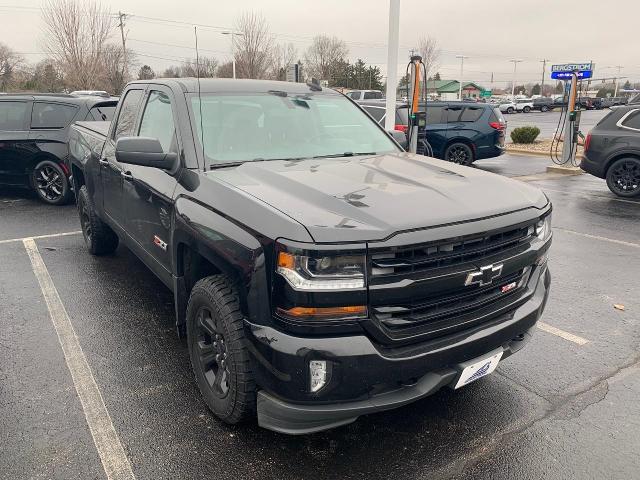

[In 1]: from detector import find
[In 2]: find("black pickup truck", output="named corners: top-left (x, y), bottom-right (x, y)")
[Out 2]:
top-left (68, 79), bottom-right (552, 434)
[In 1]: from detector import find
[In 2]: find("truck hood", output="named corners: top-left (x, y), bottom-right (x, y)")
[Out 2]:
top-left (209, 152), bottom-right (548, 243)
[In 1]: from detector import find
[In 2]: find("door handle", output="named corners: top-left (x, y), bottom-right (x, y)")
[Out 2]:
top-left (98, 158), bottom-right (109, 166)
top-left (121, 171), bottom-right (133, 181)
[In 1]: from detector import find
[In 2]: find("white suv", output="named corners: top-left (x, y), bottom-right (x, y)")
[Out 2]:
top-left (346, 90), bottom-right (384, 100)
top-left (515, 98), bottom-right (534, 113)
top-left (499, 101), bottom-right (517, 114)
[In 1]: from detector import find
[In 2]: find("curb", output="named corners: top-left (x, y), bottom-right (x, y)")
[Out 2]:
top-left (506, 147), bottom-right (584, 160)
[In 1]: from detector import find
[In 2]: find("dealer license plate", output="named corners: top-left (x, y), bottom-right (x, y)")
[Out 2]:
top-left (454, 350), bottom-right (503, 389)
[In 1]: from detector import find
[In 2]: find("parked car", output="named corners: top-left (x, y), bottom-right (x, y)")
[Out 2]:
top-left (345, 89), bottom-right (384, 101)
top-left (581, 105), bottom-right (640, 197)
top-left (532, 97), bottom-right (554, 112)
top-left (0, 93), bottom-right (118, 204)
top-left (359, 100), bottom-right (506, 165)
top-left (515, 98), bottom-right (534, 113)
top-left (499, 101), bottom-right (517, 114)
top-left (68, 78), bottom-right (551, 434)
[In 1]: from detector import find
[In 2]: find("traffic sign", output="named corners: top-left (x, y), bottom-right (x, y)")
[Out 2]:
top-left (551, 62), bottom-right (594, 80)
top-left (480, 90), bottom-right (492, 98)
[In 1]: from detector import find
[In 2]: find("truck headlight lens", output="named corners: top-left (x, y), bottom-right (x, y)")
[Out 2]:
top-left (277, 251), bottom-right (365, 291)
top-left (535, 214), bottom-right (552, 241)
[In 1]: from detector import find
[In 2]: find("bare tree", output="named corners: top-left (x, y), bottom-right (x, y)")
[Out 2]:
top-left (41, 0), bottom-right (113, 90)
top-left (0, 42), bottom-right (24, 91)
top-left (137, 65), bottom-right (155, 80)
top-left (100, 44), bottom-right (137, 94)
top-left (216, 61), bottom-right (234, 79)
top-left (270, 42), bottom-right (297, 80)
top-left (180, 56), bottom-right (218, 78)
top-left (30, 58), bottom-right (64, 92)
top-left (304, 35), bottom-right (348, 82)
top-left (234, 12), bottom-right (275, 79)
top-left (417, 36), bottom-right (441, 81)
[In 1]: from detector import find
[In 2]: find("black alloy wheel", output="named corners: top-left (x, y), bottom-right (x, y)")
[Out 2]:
top-left (445, 143), bottom-right (473, 166)
top-left (606, 158), bottom-right (640, 198)
top-left (194, 306), bottom-right (231, 397)
top-left (32, 160), bottom-right (70, 205)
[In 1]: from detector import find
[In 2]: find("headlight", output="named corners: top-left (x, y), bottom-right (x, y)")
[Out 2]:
top-left (535, 213), bottom-right (552, 241)
top-left (276, 250), bottom-right (365, 291)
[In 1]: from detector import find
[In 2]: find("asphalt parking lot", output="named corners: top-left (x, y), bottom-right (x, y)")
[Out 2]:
top-left (1, 154), bottom-right (639, 480)
top-left (505, 109), bottom-right (609, 140)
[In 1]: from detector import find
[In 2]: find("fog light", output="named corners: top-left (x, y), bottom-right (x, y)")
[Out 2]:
top-left (309, 360), bottom-right (327, 393)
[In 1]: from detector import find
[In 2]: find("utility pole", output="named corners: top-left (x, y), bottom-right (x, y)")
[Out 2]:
top-left (540, 59), bottom-right (549, 96)
top-left (221, 31), bottom-right (244, 79)
top-left (456, 55), bottom-right (468, 100)
top-left (384, 0), bottom-right (400, 131)
top-left (612, 65), bottom-right (624, 96)
top-left (117, 12), bottom-right (127, 84)
top-left (509, 59), bottom-right (523, 98)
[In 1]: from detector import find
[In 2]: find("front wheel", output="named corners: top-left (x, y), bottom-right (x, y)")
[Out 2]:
top-left (606, 158), bottom-right (640, 198)
top-left (523, 106), bottom-right (531, 113)
top-left (32, 160), bottom-right (71, 205)
top-left (541, 106), bottom-right (549, 112)
top-left (445, 142), bottom-right (474, 166)
top-left (186, 275), bottom-right (256, 424)
top-left (507, 107), bottom-right (515, 114)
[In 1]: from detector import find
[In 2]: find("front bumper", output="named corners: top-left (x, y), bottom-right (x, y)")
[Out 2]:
top-left (247, 267), bottom-right (550, 435)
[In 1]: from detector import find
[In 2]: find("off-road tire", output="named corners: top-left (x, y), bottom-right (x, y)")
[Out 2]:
top-left (77, 185), bottom-right (119, 255)
top-left (186, 275), bottom-right (256, 424)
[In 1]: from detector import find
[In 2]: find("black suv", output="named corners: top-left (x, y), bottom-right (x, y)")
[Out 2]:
top-left (581, 105), bottom-right (640, 197)
top-left (359, 100), bottom-right (506, 165)
top-left (0, 94), bottom-right (117, 204)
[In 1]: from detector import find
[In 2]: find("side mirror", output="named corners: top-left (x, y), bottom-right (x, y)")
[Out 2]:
top-left (115, 137), bottom-right (177, 170)
top-left (388, 130), bottom-right (408, 150)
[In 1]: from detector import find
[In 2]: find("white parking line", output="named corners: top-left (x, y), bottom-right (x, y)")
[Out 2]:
top-left (23, 238), bottom-right (135, 480)
top-left (554, 227), bottom-right (640, 249)
top-left (537, 321), bottom-right (589, 345)
top-left (0, 230), bottom-right (82, 245)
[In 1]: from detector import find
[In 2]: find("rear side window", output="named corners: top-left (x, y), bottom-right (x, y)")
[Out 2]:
top-left (445, 106), bottom-right (462, 123)
top-left (491, 108), bottom-right (505, 123)
top-left (348, 92), bottom-right (360, 100)
top-left (87, 104), bottom-right (117, 121)
top-left (0, 101), bottom-right (28, 130)
top-left (31, 102), bottom-right (78, 129)
top-left (395, 107), bottom-right (409, 125)
top-left (363, 91), bottom-right (382, 100)
top-left (425, 105), bottom-right (444, 124)
top-left (622, 109), bottom-right (640, 130)
top-left (460, 107), bottom-right (483, 122)
top-left (362, 106), bottom-right (385, 123)
top-left (114, 89), bottom-right (144, 140)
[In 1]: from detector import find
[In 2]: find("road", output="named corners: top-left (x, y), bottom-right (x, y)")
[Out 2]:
top-left (505, 109), bottom-right (610, 140)
top-left (1, 157), bottom-right (640, 480)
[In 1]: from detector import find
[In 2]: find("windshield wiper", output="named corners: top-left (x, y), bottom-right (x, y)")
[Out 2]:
top-left (209, 158), bottom-right (269, 170)
top-left (312, 152), bottom-right (378, 159)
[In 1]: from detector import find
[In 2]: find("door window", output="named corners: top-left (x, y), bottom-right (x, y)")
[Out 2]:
top-left (113, 89), bottom-right (144, 140)
top-left (138, 91), bottom-right (177, 152)
top-left (362, 106), bottom-right (386, 123)
top-left (445, 106), bottom-right (462, 123)
top-left (363, 91), bottom-right (382, 100)
top-left (31, 102), bottom-right (78, 129)
top-left (425, 106), bottom-right (444, 124)
top-left (0, 101), bottom-right (28, 131)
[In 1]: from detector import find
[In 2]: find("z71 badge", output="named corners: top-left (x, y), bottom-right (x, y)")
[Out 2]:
top-left (153, 235), bottom-right (167, 251)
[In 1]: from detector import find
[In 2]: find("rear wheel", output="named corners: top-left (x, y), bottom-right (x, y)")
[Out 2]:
top-left (523, 106), bottom-right (531, 113)
top-left (606, 158), bottom-right (640, 198)
top-left (77, 185), bottom-right (119, 255)
top-left (187, 275), bottom-right (256, 424)
top-left (507, 107), bottom-right (515, 114)
top-left (32, 160), bottom-right (71, 205)
top-left (445, 142), bottom-right (474, 166)
top-left (541, 106), bottom-right (549, 112)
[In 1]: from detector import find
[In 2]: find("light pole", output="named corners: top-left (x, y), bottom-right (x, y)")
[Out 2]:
top-left (609, 65), bottom-right (624, 96)
top-left (509, 59), bottom-right (523, 98)
top-left (456, 55), bottom-right (468, 100)
top-left (384, 0), bottom-right (400, 132)
top-left (540, 59), bottom-right (549, 96)
top-left (221, 31), bottom-right (244, 79)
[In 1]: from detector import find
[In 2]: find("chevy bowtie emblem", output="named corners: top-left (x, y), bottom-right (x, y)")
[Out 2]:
top-left (465, 264), bottom-right (503, 287)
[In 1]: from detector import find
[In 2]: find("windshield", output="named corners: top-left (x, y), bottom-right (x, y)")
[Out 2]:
top-left (189, 93), bottom-right (398, 166)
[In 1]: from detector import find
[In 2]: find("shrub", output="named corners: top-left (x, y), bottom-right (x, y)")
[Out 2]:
top-left (510, 126), bottom-right (540, 144)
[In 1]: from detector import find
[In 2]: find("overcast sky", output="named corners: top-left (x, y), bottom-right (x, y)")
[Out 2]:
top-left (2, 0), bottom-right (639, 87)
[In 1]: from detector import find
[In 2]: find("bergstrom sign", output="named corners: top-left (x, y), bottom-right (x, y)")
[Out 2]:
top-left (551, 62), bottom-right (594, 80)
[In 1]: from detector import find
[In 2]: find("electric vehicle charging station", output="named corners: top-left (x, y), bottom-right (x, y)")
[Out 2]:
top-left (549, 62), bottom-right (594, 169)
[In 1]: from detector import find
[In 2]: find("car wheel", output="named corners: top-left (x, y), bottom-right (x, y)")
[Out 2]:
top-left (507, 107), bottom-right (514, 114)
top-left (523, 106), bottom-right (531, 113)
top-left (77, 185), bottom-right (119, 255)
top-left (606, 158), bottom-right (640, 198)
top-left (541, 106), bottom-right (549, 112)
top-left (187, 275), bottom-right (256, 425)
top-left (445, 143), bottom-right (474, 166)
top-left (32, 160), bottom-right (71, 205)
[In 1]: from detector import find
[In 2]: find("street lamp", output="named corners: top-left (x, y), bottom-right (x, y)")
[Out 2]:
top-left (607, 65), bottom-right (624, 96)
top-left (221, 31), bottom-right (244, 79)
top-left (456, 55), bottom-right (469, 100)
top-left (509, 59), bottom-right (523, 98)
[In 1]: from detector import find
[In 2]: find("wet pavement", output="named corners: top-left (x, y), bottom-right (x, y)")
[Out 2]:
top-left (1, 154), bottom-right (639, 480)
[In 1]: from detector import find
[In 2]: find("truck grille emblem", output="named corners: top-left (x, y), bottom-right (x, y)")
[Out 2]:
top-left (465, 264), bottom-right (503, 287)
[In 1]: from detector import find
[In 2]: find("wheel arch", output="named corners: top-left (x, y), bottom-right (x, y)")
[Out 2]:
top-left (604, 151), bottom-right (640, 175)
